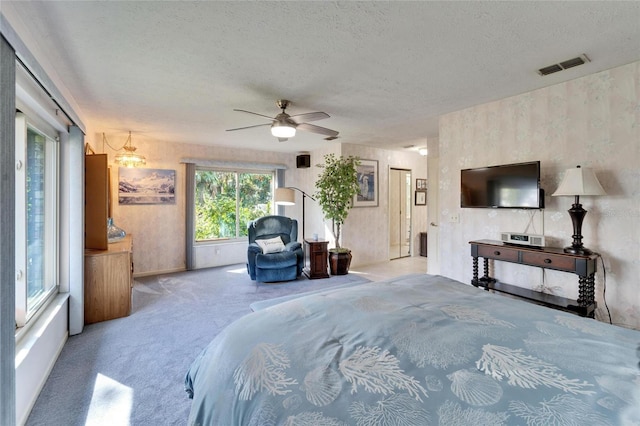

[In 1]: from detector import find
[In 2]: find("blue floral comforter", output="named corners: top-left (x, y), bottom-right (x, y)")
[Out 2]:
top-left (185, 274), bottom-right (640, 425)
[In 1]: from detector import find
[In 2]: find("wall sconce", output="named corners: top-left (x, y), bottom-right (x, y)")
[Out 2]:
top-left (418, 148), bottom-right (428, 156)
top-left (552, 165), bottom-right (606, 255)
top-left (103, 132), bottom-right (146, 168)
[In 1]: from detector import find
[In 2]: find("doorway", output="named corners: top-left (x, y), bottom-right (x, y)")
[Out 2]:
top-left (389, 168), bottom-right (411, 259)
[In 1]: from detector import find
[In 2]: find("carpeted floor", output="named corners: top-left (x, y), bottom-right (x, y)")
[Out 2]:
top-left (26, 264), bottom-right (370, 426)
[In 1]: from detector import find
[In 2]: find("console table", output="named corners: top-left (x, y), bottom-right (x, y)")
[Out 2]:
top-left (304, 239), bottom-right (329, 279)
top-left (469, 240), bottom-right (597, 317)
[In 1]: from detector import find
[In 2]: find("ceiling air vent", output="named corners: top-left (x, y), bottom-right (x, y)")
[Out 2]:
top-left (559, 55), bottom-right (588, 70)
top-left (538, 64), bottom-right (563, 76)
top-left (537, 54), bottom-right (590, 76)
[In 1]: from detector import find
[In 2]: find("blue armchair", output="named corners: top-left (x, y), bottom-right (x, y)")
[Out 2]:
top-left (247, 215), bottom-right (304, 282)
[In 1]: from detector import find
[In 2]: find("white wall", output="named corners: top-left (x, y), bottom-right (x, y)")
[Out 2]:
top-left (15, 296), bottom-right (68, 425)
top-left (437, 61), bottom-right (640, 330)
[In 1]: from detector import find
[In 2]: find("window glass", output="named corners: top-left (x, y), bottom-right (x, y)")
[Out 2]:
top-left (195, 170), bottom-right (273, 241)
top-left (26, 127), bottom-right (48, 309)
top-left (15, 116), bottom-right (59, 327)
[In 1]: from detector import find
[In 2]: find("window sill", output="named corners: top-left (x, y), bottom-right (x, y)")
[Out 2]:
top-left (15, 293), bottom-right (69, 346)
top-left (195, 238), bottom-right (246, 245)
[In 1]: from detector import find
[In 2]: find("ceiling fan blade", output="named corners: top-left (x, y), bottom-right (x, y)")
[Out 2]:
top-left (233, 109), bottom-right (276, 121)
top-left (226, 123), bottom-right (271, 132)
top-left (296, 123), bottom-right (339, 137)
top-left (289, 112), bottom-right (330, 124)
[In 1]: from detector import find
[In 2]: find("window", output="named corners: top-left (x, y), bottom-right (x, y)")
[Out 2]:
top-left (15, 113), bottom-right (59, 327)
top-left (195, 169), bottom-right (273, 241)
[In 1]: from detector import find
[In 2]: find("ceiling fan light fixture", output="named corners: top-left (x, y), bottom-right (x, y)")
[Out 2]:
top-left (271, 122), bottom-right (296, 138)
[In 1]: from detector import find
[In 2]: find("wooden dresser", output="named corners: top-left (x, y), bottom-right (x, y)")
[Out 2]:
top-left (84, 235), bottom-right (133, 324)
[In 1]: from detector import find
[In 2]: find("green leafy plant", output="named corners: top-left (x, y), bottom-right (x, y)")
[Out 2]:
top-left (314, 154), bottom-right (360, 251)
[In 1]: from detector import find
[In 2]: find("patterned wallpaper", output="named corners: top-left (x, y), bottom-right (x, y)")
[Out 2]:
top-left (341, 144), bottom-right (429, 267)
top-left (279, 143), bottom-right (429, 267)
top-left (103, 138), bottom-right (428, 275)
top-left (438, 61), bottom-right (640, 330)
top-left (101, 139), bottom-right (296, 275)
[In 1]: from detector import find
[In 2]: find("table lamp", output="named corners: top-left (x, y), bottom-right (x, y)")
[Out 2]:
top-left (552, 165), bottom-right (606, 255)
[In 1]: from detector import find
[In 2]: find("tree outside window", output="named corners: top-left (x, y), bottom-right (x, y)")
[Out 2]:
top-left (195, 170), bottom-right (273, 241)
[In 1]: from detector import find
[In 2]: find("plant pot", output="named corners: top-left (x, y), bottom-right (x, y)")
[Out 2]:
top-left (329, 250), bottom-right (352, 275)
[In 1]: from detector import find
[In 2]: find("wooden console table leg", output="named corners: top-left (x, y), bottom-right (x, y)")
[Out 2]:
top-left (588, 275), bottom-right (595, 305)
top-left (483, 258), bottom-right (490, 281)
top-left (577, 276), bottom-right (584, 306)
top-left (579, 274), bottom-right (596, 318)
top-left (577, 275), bottom-right (592, 307)
top-left (472, 257), bottom-right (479, 286)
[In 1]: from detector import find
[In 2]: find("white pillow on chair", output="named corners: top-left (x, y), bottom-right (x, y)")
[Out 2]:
top-left (256, 236), bottom-right (285, 254)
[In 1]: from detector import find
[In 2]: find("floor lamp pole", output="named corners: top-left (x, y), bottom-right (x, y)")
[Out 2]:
top-left (289, 187), bottom-right (315, 241)
top-left (301, 192), bottom-right (306, 240)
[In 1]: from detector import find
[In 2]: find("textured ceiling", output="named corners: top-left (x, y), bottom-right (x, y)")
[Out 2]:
top-left (3, 1), bottom-right (640, 153)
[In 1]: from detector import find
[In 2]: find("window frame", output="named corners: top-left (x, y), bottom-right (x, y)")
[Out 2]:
top-left (193, 166), bottom-right (275, 244)
top-left (15, 112), bottom-right (59, 328)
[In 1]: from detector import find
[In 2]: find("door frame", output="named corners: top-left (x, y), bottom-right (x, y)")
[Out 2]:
top-left (388, 167), bottom-right (412, 260)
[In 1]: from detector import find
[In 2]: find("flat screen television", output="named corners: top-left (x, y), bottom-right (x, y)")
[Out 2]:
top-left (460, 161), bottom-right (544, 209)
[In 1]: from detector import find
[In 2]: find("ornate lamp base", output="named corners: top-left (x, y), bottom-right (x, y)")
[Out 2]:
top-left (564, 196), bottom-right (593, 256)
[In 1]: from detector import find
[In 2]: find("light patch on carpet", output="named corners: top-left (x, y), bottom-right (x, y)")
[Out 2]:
top-left (86, 374), bottom-right (133, 426)
top-left (132, 281), bottom-right (164, 295)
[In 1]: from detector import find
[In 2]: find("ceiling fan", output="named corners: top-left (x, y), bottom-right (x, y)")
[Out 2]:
top-left (226, 100), bottom-right (339, 142)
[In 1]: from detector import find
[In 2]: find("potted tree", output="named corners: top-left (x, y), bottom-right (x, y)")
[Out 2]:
top-left (314, 153), bottom-right (360, 275)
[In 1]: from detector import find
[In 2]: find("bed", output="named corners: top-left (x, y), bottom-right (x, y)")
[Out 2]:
top-left (185, 274), bottom-right (640, 425)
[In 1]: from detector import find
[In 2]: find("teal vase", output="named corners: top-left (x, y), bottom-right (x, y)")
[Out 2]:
top-left (107, 218), bottom-right (126, 243)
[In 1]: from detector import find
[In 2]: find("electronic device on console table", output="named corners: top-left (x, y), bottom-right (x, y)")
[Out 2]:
top-left (500, 232), bottom-right (545, 247)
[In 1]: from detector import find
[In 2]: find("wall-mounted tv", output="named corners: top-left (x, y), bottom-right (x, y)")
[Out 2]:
top-left (461, 161), bottom-right (544, 209)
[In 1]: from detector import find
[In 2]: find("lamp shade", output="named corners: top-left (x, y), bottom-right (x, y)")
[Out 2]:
top-left (271, 123), bottom-right (296, 138)
top-left (552, 166), bottom-right (606, 197)
top-left (275, 188), bottom-right (295, 205)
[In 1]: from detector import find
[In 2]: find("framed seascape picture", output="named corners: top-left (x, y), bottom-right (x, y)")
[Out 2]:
top-left (119, 168), bottom-right (176, 205)
top-left (416, 178), bottom-right (427, 190)
top-left (354, 159), bottom-right (378, 207)
top-left (415, 190), bottom-right (427, 206)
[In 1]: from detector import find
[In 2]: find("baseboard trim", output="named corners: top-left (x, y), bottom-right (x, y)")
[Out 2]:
top-left (133, 267), bottom-right (186, 278)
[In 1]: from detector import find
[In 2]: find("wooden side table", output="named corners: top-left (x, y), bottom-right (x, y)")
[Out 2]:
top-left (303, 239), bottom-right (329, 279)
